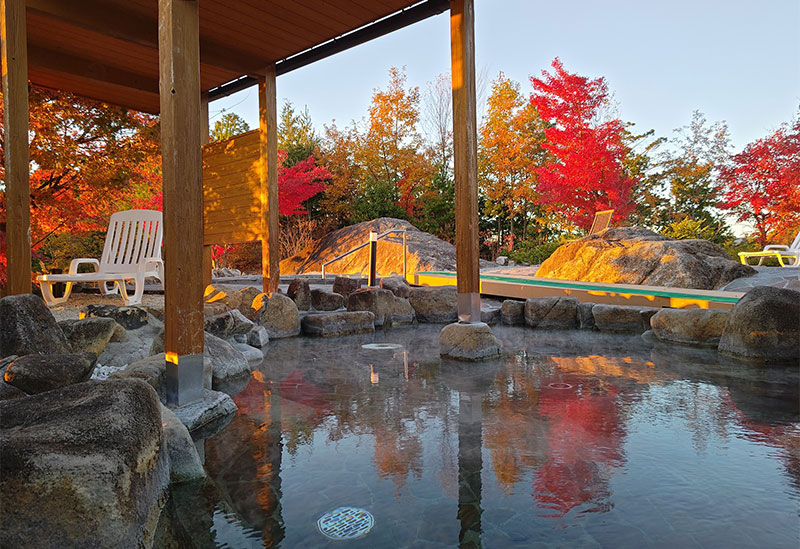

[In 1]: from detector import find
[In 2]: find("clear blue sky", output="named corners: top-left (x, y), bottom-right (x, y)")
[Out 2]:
top-left (210, 0), bottom-right (800, 152)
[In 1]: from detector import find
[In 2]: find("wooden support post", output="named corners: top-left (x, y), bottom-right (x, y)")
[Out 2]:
top-left (1, 0), bottom-right (31, 295)
top-left (258, 66), bottom-right (279, 295)
top-left (158, 0), bottom-right (204, 406)
top-left (201, 91), bottom-right (213, 291)
top-left (450, 0), bottom-right (480, 322)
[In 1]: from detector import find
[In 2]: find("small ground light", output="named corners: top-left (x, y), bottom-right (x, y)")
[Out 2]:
top-left (317, 507), bottom-right (374, 540)
top-left (548, 382), bottom-right (573, 390)
top-left (361, 343), bottom-right (403, 351)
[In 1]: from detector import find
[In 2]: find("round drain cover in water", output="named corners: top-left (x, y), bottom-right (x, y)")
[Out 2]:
top-left (548, 382), bottom-right (573, 390)
top-left (318, 507), bottom-right (374, 540)
top-left (361, 343), bottom-right (403, 351)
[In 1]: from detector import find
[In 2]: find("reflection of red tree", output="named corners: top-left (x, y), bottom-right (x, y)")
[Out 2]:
top-left (533, 380), bottom-right (625, 517)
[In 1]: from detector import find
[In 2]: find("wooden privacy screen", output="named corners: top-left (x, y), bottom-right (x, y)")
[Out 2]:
top-left (203, 129), bottom-right (262, 245)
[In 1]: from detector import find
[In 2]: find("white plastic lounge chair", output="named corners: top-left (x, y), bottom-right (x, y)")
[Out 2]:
top-left (588, 209), bottom-right (614, 236)
top-left (37, 209), bottom-right (164, 306)
top-left (738, 229), bottom-right (800, 268)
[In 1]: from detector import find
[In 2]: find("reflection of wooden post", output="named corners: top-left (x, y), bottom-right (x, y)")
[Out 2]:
top-left (450, 0), bottom-right (480, 322)
top-left (159, 0), bottom-right (204, 406)
top-left (259, 66), bottom-right (279, 295)
top-left (1, 0), bottom-right (32, 295)
top-left (201, 91), bottom-right (213, 290)
top-left (458, 391), bottom-right (483, 546)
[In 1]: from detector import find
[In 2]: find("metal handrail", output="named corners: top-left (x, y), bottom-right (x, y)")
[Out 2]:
top-left (321, 229), bottom-right (407, 281)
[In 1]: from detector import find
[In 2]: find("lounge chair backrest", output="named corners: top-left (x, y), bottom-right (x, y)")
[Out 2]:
top-left (589, 209), bottom-right (614, 236)
top-left (99, 210), bottom-right (163, 274)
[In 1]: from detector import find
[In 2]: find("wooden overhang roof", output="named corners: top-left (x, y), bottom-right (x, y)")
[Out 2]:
top-left (25, 0), bottom-right (449, 114)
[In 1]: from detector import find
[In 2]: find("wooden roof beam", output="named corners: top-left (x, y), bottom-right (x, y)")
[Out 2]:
top-left (27, 0), bottom-right (266, 76)
top-left (28, 44), bottom-right (160, 94)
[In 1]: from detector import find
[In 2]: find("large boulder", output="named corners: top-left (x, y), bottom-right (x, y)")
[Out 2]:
top-left (409, 286), bottom-right (458, 323)
top-left (651, 309), bottom-right (730, 347)
top-left (380, 276), bottom-right (411, 299)
top-left (578, 302), bottom-right (596, 330)
top-left (4, 353), bottom-right (97, 394)
top-left (259, 293), bottom-right (300, 339)
top-left (0, 294), bottom-right (72, 356)
top-left (98, 318), bottom-right (163, 368)
top-left (302, 311), bottom-right (376, 337)
top-left (501, 300), bottom-right (525, 325)
top-left (0, 380), bottom-right (27, 401)
top-left (82, 304), bottom-right (149, 329)
top-left (536, 227), bottom-right (756, 290)
top-left (347, 288), bottom-right (396, 327)
top-left (718, 287), bottom-right (800, 363)
top-left (439, 322), bottom-right (501, 361)
top-left (0, 379), bottom-right (169, 548)
top-left (159, 404), bottom-right (205, 484)
top-left (58, 317), bottom-right (120, 355)
top-left (391, 295), bottom-right (416, 325)
top-left (592, 304), bottom-right (655, 334)
top-left (205, 285), bottom-right (262, 321)
top-left (287, 278), bottom-right (312, 311)
top-left (332, 276), bottom-right (362, 298)
top-left (311, 288), bottom-right (345, 311)
top-left (524, 297), bottom-right (578, 329)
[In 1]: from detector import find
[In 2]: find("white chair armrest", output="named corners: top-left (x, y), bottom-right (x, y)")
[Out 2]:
top-left (763, 245), bottom-right (789, 251)
top-left (68, 258), bottom-right (100, 275)
top-left (140, 257), bottom-right (164, 274)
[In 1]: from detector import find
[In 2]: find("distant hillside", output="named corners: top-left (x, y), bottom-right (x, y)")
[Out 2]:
top-left (280, 218), bottom-right (488, 276)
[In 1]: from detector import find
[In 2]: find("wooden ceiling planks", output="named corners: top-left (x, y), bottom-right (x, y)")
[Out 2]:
top-left (23, 0), bottom-right (433, 113)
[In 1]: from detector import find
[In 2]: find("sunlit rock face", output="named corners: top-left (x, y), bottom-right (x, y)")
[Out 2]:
top-left (0, 379), bottom-right (169, 548)
top-left (536, 227), bottom-right (755, 290)
top-left (718, 286), bottom-right (800, 363)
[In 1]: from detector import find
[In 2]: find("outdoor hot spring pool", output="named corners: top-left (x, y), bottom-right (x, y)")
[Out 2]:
top-left (157, 325), bottom-right (800, 548)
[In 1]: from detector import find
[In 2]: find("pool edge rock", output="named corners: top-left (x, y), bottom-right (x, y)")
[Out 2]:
top-left (439, 322), bottom-right (501, 361)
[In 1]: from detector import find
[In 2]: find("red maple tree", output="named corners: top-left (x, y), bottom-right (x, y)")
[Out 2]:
top-left (719, 117), bottom-right (800, 246)
top-left (530, 59), bottom-right (636, 230)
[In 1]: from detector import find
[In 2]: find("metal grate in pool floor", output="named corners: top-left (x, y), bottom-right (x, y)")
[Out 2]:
top-left (317, 507), bottom-right (374, 540)
top-left (361, 343), bottom-right (403, 351)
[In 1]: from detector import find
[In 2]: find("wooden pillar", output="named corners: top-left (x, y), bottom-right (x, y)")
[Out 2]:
top-left (1, 0), bottom-right (31, 295)
top-left (258, 66), bottom-right (279, 295)
top-left (450, 0), bottom-right (480, 322)
top-left (158, 0), bottom-right (204, 405)
top-left (200, 91), bottom-right (213, 291)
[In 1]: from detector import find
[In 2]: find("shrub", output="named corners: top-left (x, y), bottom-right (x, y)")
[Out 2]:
top-left (662, 218), bottom-right (732, 246)
top-left (506, 239), bottom-right (566, 265)
top-left (37, 231), bottom-right (106, 273)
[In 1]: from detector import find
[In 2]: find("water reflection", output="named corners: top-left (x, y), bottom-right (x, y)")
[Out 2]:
top-left (159, 326), bottom-right (800, 548)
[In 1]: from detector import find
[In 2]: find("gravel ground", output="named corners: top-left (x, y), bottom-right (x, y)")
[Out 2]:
top-left (47, 292), bottom-right (165, 322)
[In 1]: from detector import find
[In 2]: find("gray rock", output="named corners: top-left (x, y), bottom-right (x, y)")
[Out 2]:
top-left (651, 308), bottom-right (730, 347)
top-left (99, 319), bottom-right (163, 368)
top-left (204, 309), bottom-right (255, 339)
top-left (159, 404), bottom-right (205, 484)
top-left (640, 307), bottom-right (660, 330)
top-left (311, 288), bottom-right (345, 311)
top-left (496, 256), bottom-right (509, 266)
top-left (82, 304), bottom-right (149, 329)
top-left (0, 354), bottom-right (17, 376)
top-left (718, 287), bottom-right (800, 363)
top-left (536, 226), bottom-right (756, 290)
top-left (391, 296), bottom-right (416, 325)
top-left (439, 322), bottom-right (501, 361)
top-left (110, 323), bottom-right (128, 342)
top-left (231, 342), bottom-right (265, 363)
top-left (0, 294), bottom-right (72, 356)
top-left (169, 389), bottom-right (238, 439)
top-left (4, 353), bottom-right (97, 394)
top-left (481, 305), bottom-right (501, 325)
top-left (204, 285), bottom-right (263, 321)
top-left (287, 278), bottom-right (312, 311)
top-left (0, 380), bottom-right (27, 401)
top-left (332, 276), bottom-right (362, 298)
top-left (578, 302), bottom-right (596, 330)
top-left (409, 287), bottom-right (458, 323)
top-left (0, 379), bottom-right (169, 548)
top-left (347, 288), bottom-right (396, 327)
top-left (380, 276), bottom-right (412, 299)
top-left (592, 304), bottom-right (650, 333)
top-left (501, 300), bottom-right (525, 325)
top-left (58, 317), bottom-right (120, 355)
top-left (302, 311), bottom-right (376, 336)
top-left (524, 297), bottom-right (578, 329)
top-left (259, 293), bottom-right (300, 338)
top-left (229, 334), bottom-right (247, 344)
top-left (247, 325), bottom-right (270, 348)
top-left (641, 329), bottom-right (659, 344)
